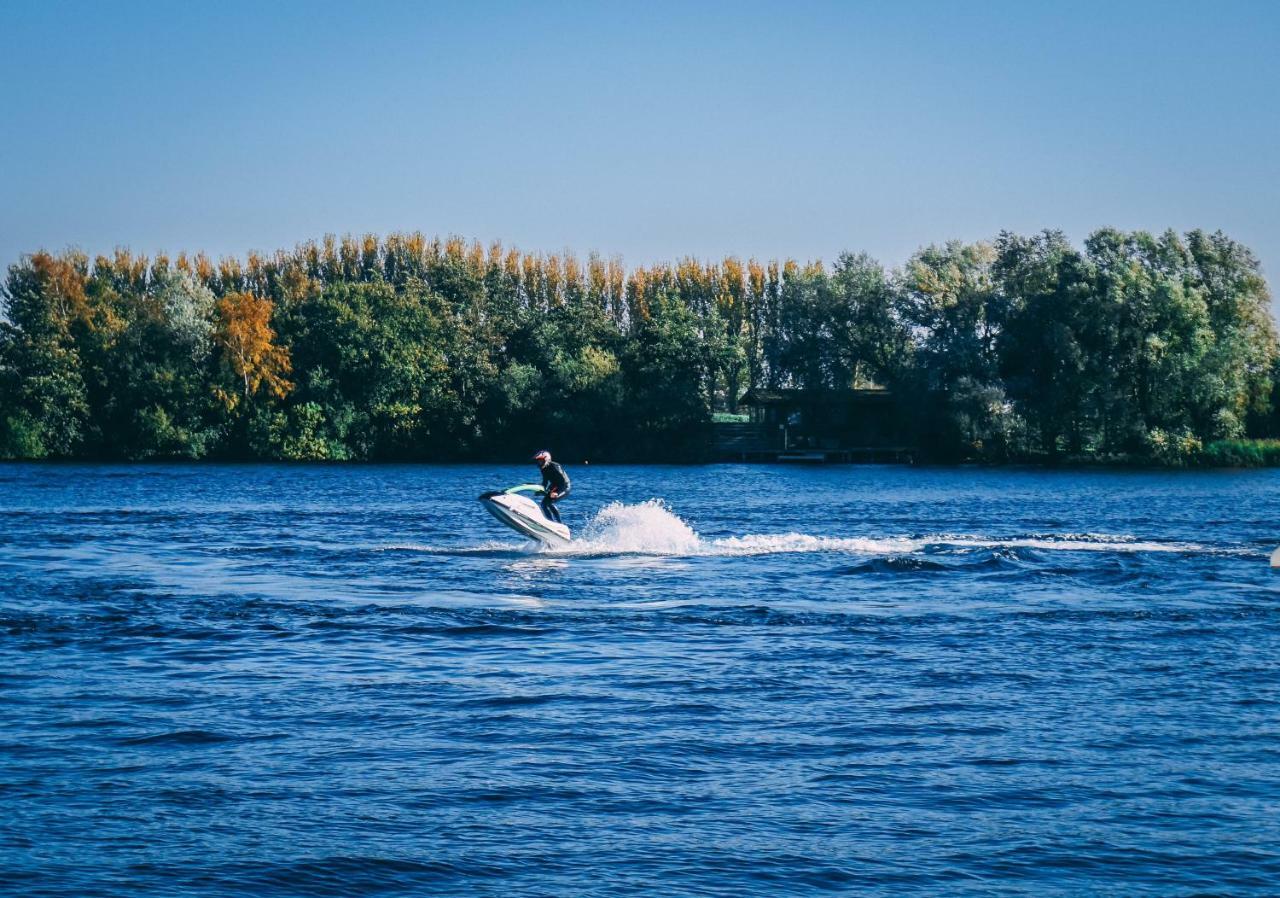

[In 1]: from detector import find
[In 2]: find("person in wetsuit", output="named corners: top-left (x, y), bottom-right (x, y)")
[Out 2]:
top-left (533, 450), bottom-right (570, 523)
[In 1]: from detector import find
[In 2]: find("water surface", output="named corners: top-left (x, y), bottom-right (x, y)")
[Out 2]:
top-left (2, 463), bottom-right (1278, 896)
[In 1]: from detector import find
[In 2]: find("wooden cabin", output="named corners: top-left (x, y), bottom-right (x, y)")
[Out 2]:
top-left (713, 387), bottom-right (912, 462)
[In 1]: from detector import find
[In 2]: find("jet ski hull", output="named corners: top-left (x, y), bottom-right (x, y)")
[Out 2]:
top-left (479, 492), bottom-right (571, 546)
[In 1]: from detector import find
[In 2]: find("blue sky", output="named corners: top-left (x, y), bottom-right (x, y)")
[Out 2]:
top-left (2, 0), bottom-right (1277, 283)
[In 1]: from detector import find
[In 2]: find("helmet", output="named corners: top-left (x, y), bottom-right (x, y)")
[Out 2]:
top-left (533, 450), bottom-right (551, 464)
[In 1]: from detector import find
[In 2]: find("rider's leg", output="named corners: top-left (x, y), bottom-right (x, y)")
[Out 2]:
top-left (542, 495), bottom-right (561, 523)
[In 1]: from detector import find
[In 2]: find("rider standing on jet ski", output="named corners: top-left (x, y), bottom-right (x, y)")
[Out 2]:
top-left (533, 450), bottom-right (570, 523)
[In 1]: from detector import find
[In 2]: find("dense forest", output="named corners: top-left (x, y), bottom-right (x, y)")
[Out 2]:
top-left (1, 229), bottom-right (1277, 464)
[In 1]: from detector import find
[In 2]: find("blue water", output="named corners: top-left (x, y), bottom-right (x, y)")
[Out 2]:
top-left (2, 463), bottom-right (1279, 896)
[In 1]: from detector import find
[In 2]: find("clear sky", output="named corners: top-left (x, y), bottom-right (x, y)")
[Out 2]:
top-left (2, 0), bottom-right (1278, 282)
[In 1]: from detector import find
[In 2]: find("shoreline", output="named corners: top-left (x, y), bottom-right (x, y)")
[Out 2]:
top-left (2, 456), bottom-right (1278, 470)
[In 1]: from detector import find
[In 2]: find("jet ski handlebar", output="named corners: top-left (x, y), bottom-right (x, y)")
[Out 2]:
top-left (502, 483), bottom-right (546, 496)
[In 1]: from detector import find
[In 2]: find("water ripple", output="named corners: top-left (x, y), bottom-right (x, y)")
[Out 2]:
top-left (2, 462), bottom-right (1279, 897)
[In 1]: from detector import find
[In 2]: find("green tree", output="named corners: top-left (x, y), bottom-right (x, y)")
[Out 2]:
top-left (278, 279), bottom-right (460, 460)
top-left (995, 231), bottom-right (1093, 453)
top-left (1185, 229), bottom-right (1276, 438)
top-left (899, 241), bottom-right (1018, 455)
top-left (622, 293), bottom-right (711, 460)
top-left (830, 252), bottom-right (908, 387)
top-left (0, 254), bottom-right (90, 458)
top-left (1083, 229), bottom-right (1216, 454)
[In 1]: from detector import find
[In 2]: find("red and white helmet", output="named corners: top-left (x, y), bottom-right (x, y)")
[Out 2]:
top-left (533, 450), bottom-right (552, 464)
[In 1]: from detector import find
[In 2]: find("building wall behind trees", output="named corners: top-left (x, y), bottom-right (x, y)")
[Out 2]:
top-left (1, 229), bottom-right (1275, 463)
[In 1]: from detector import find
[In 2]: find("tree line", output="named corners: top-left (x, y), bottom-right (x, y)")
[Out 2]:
top-left (1, 229), bottom-right (1276, 464)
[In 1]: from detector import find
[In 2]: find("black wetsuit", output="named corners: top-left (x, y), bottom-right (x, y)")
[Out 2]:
top-left (539, 461), bottom-right (571, 522)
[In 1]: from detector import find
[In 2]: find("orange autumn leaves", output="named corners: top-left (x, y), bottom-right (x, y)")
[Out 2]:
top-left (21, 253), bottom-right (293, 410)
top-left (214, 292), bottom-right (292, 407)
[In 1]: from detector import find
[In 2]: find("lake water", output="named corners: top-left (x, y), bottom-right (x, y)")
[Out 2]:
top-left (2, 463), bottom-right (1279, 896)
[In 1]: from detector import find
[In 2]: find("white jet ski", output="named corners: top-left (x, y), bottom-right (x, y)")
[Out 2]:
top-left (478, 484), bottom-right (571, 546)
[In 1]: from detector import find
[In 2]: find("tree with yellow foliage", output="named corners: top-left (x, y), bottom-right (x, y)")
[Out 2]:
top-left (214, 292), bottom-right (292, 406)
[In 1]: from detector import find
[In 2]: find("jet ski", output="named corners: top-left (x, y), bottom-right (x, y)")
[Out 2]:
top-left (478, 484), bottom-right (571, 546)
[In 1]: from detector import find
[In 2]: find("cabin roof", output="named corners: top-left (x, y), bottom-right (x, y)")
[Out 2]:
top-left (739, 387), bottom-right (892, 406)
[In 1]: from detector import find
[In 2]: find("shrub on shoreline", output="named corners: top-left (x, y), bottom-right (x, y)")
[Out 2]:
top-left (1199, 439), bottom-right (1280, 468)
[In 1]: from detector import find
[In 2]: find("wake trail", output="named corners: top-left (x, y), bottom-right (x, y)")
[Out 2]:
top-left (409, 500), bottom-right (1218, 558)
